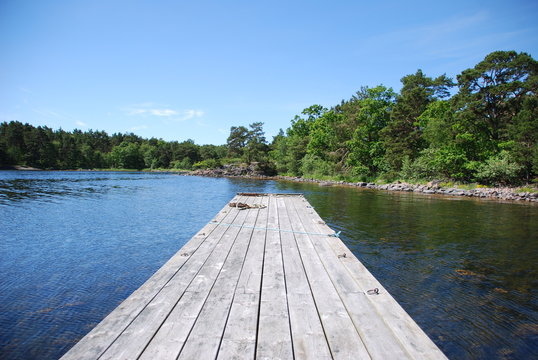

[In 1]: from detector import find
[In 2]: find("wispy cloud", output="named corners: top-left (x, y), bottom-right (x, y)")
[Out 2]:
top-left (413, 11), bottom-right (489, 46)
top-left (33, 108), bottom-right (67, 120)
top-left (128, 108), bottom-right (178, 116)
top-left (361, 11), bottom-right (493, 60)
top-left (124, 103), bottom-right (204, 122)
top-left (130, 125), bottom-right (148, 131)
top-left (178, 109), bottom-right (205, 121)
top-left (151, 109), bottom-right (178, 116)
top-left (76, 120), bottom-right (88, 128)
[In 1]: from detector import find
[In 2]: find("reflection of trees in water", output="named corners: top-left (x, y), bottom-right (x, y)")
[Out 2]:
top-left (303, 185), bottom-right (538, 358)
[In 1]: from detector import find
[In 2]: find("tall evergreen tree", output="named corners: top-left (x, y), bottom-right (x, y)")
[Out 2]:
top-left (452, 50), bottom-right (537, 146)
top-left (226, 126), bottom-right (249, 158)
top-left (244, 122), bottom-right (268, 164)
top-left (382, 70), bottom-right (453, 171)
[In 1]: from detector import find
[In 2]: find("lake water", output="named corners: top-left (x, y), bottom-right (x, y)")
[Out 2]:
top-left (0, 171), bottom-right (536, 359)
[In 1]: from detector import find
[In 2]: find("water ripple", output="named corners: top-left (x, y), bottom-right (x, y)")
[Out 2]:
top-left (0, 172), bottom-right (537, 359)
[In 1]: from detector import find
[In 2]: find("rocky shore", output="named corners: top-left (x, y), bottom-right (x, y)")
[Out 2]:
top-left (281, 177), bottom-right (538, 202)
top-left (189, 165), bottom-right (538, 203)
top-left (190, 163), bottom-right (268, 177)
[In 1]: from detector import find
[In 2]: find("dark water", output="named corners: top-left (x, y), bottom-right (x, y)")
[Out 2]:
top-left (0, 172), bottom-right (536, 359)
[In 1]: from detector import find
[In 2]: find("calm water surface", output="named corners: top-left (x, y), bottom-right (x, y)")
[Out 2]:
top-left (0, 171), bottom-right (536, 359)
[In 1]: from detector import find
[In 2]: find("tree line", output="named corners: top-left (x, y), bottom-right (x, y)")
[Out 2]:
top-left (268, 50), bottom-right (537, 185)
top-left (1, 51), bottom-right (536, 185)
top-left (0, 123), bottom-right (227, 170)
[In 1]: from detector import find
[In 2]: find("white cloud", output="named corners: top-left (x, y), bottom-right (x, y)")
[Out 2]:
top-left (76, 120), bottom-right (88, 128)
top-left (127, 108), bottom-right (149, 115)
top-left (125, 102), bottom-right (177, 116)
top-left (176, 109), bottom-right (205, 121)
top-left (128, 108), bottom-right (178, 116)
top-left (150, 109), bottom-right (178, 116)
top-left (130, 125), bottom-right (148, 131)
top-left (124, 103), bottom-right (203, 121)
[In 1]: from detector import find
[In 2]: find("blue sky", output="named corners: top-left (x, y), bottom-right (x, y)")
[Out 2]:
top-left (1, 0), bottom-right (537, 145)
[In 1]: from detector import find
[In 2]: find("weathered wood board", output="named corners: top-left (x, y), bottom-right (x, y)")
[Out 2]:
top-left (61, 193), bottom-right (447, 360)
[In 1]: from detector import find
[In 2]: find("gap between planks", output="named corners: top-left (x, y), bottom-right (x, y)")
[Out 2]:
top-left (61, 193), bottom-right (447, 360)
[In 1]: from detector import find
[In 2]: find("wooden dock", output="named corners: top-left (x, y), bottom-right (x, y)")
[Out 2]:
top-left (61, 193), bottom-right (447, 360)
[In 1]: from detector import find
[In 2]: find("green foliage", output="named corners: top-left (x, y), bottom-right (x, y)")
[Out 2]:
top-left (225, 122), bottom-right (269, 165)
top-left (475, 151), bottom-right (524, 185)
top-left (346, 86), bottom-right (395, 177)
top-left (533, 146), bottom-right (538, 176)
top-left (406, 147), bottom-right (469, 180)
top-left (419, 100), bottom-right (453, 148)
top-left (300, 154), bottom-right (335, 178)
top-left (254, 159), bottom-right (277, 176)
top-left (2, 51), bottom-right (536, 186)
top-left (108, 142), bottom-right (144, 170)
top-left (0, 141), bottom-right (8, 167)
top-left (307, 110), bottom-right (342, 159)
top-left (453, 50), bottom-right (537, 144)
top-left (0, 121), bottom-right (216, 170)
top-left (193, 158), bottom-right (221, 169)
top-left (226, 126), bottom-right (249, 157)
top-left (270, 133), bottom-right (307, 175)
top-left (243, 122), bottom-right (268, 164)
top-left (171, 157), bottom-right (193, 170)
top-left (508, 96), bottom-right (538, 180)
top-left (287, 105), bottom-right (327, 138)
top-left (382, 70), bottom-right (454, 171)
top-left (199, 144), bottom-right (227, 161)
top-left (220, 157), bottom-right (243, 165)
top-left (278, 54), bottom-right (535, 185)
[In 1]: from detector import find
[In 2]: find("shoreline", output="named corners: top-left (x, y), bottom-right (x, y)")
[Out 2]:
top-left (188, 170), bottom-right (538, 203)
top-left (3, 166), bottom-right (536, 203)
top-left (277, 176), bottom-right (538, 203)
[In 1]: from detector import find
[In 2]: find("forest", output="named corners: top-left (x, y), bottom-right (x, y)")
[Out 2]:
top-left (1, 51), bottom-right (537, 186)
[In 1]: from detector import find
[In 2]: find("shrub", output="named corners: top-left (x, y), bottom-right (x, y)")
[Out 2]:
top-left (400, 147), bottom-right (469, 181)
top-left (255, 160), bottom-right (277, 176)
top-left (300, 154), bottom-right (335, 178)
top-left (171, 157), bottom-right (192, 170)
top-left (193, 158), bottom-right (221, 169)
top-left (475, 151), bottom-right (524, 185)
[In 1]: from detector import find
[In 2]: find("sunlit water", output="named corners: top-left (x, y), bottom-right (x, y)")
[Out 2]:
top-left (0, 171), bottom-right (536, 359)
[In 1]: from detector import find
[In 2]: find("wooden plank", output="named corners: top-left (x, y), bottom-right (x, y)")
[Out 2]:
top-left (255, 195), bottom-right (294, 359)
top-left (282, 196), bottom-right (372, 359)
top-left (176, 196), bottom-right (267, 359)
top-left (289, 196), bottom-right (411, 359)
top-left (237, 192), bottom-right (303, 196)
top-left (217, 198), bottom-right (270, 359)
top-left (97, 196), bottom-right (249, 359)
top-left (60, 195), bottom-right (241, 360)
top-left (134, 196), bottom-right (256, 360)
top-left (63, 193), bottom-right (447, 360)
top-left (291, 198), bottom-right (448, 360)
top-left (276, 196), bottom-right (332, 359)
